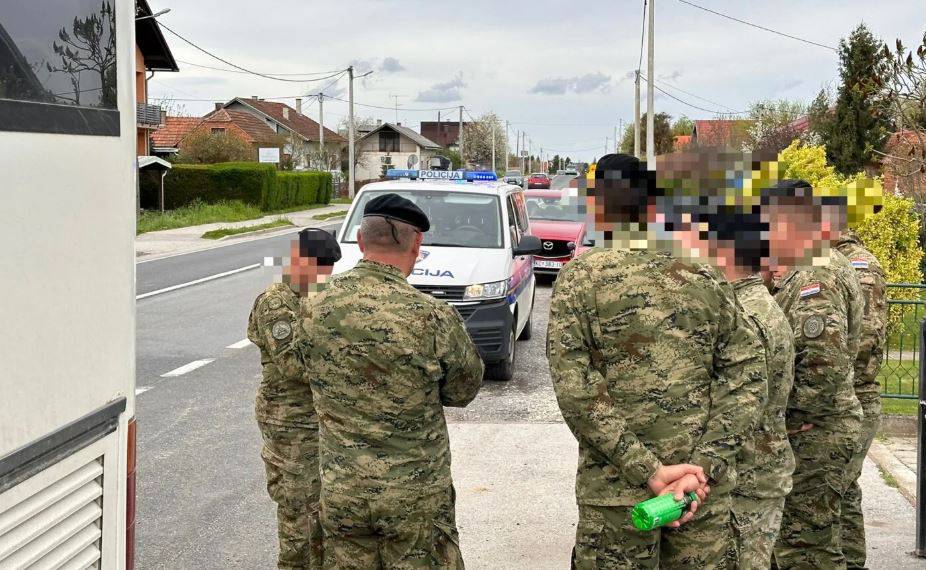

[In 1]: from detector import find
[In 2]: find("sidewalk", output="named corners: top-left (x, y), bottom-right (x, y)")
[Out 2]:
top-left (869, 436), bottom-right (918, 505)
top-left (135, 204), bottom-right (349, 260)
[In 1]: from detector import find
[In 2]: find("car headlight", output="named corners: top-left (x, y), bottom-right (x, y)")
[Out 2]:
top-left (464, 280), bottom-right (508, 300)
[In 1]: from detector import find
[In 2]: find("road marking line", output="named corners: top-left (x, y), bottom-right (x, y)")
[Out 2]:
top-left (135, 386), bottom-right (151, 395)
top-left (136, 264), bottom-right (261, 300)
top-left (160, 359), bottom-right (215, 378)
top-left (226, 339), bottom-right (252, 349)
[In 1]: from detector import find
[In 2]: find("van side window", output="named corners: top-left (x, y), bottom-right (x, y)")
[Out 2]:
top-left (506, 196), bottom-right (521, 246)
top-left (512, 192), bottom-right (530, 234)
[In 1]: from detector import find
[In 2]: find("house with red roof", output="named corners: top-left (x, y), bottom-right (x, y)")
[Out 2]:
top-left (881, 130), bottom-right (926, 199)
top-left (691, 119), bottom-right (753, 148)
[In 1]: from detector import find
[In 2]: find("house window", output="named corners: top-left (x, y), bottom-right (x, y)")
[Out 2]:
top-left (379, 130), bottom-right (400, 152)
top-left (0, 0), bottom-right (119, 136)
top-left (211, 128), bottom-right (226, 135)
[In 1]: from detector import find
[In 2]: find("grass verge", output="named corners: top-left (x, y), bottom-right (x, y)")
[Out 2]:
top-left (137, 200), bottom-right (264, 235)
top-left (330, 197), bottom-right (352, 204)
top-left (202, 218), bottom-right (293, 240)
top-left (312, 210), bottom-right (349, 221)
top-left (877, 463), bottom-right (900, 488)
top-left (878, 359), bottom-right (918, 415)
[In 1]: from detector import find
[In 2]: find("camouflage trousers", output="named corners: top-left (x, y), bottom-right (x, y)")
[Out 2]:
top-left (774, 425), bottom-right (857, 569)
top-left (259, 422), bottom-right (322, 570)
top-left (572, 492), bottom-right (734, 569)
top-left (730, 495), bottom-right (785, 570)
top-left (319, 486), bottom-right (463, 570)
top-left (842, 401), bottom-right (881, 570)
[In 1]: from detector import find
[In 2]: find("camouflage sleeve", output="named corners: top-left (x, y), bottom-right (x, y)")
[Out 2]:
top-left (786, 276), bottom-right (856, 427)
top-left (434, 302), bottom-right (484, 407)
top-left (250, 292), bottom-right (304, 380)
top-left (691, 279), bottom-right (767, 483)
top-left (547, 261), bottom-right (662, 487)
top-left (855, 267), bottom-right (887, 384)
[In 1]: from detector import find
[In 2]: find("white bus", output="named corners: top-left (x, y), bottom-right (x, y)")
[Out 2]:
top-left (0, 1), bottom-right (138, 567)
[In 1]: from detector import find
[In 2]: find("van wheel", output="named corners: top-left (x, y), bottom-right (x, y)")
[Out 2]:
top-left (487, 325), bottom-right (516, 381)
top-left (518, 313), bottom-right (532, 341)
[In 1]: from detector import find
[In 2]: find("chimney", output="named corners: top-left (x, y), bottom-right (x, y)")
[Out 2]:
top-left (295, 98), bottom-right (302, 115)
top-left (159, 109), bottom-right (167, 126)
top-left (214, 102), bottom-right (222, 111)
top-left (376, 119), bottom-right (382, 126)
top-left (251, 95), bottom-right (258, 100)
top-left (397, 122), bottom-right (401, 127)
top-left (283, 108), bottom-right (289, 120)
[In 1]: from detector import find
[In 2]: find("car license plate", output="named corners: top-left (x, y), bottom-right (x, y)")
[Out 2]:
top-left (534, 259), bottom-right (563, 269)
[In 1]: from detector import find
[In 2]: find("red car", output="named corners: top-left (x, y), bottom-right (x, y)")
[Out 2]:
top-left (524, 189), bottom-right (588, 274)
top-left (526, 172), bottom-right (551, 189)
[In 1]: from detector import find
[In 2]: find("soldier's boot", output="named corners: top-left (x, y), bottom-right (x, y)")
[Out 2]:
top-left (842, 409), bottom-right (880, 570)
top-left (731, 495), bottom-right (786, 570)
top-left (571, 505), bottom-right (659, 569)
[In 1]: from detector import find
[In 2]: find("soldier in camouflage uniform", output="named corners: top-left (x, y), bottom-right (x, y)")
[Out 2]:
top-left (249, 229), bottom-right (341, 570)
top-left (835, 229), bottom-right (888, 569)
top-left (299, 194), bottom-right (484, 569)
top-left (549, 154), bottom-right (768, 569)
top-left (768, 182), bottom-right (864, 569)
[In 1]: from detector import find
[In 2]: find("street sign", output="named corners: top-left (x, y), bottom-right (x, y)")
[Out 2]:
top-left (258, 147), bottom-right (280, 163)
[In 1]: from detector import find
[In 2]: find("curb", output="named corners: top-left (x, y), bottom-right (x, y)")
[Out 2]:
top-left (214, 223), bottom-right (295, 241)
top-left (868, 440), bottom-right (917, 505)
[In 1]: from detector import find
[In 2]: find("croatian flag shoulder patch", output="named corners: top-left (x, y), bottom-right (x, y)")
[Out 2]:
top-left (800, 283), bottom-right (821, 298)
top-left (850, 258), bottom-right (869, 269)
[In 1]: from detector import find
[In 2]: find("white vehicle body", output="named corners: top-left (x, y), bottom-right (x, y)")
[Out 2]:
top-left (335, 176), bottom-right (541, 380)
top-left (0, 1), bottom-right (137, 567)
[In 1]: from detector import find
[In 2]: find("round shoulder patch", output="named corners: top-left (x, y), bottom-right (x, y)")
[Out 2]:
top-left (271, 320), bottom-right (292, 340)
top-left (802, 315), bottom-right (825, 339)
top-left (267, 297), bottom-right (283, 310)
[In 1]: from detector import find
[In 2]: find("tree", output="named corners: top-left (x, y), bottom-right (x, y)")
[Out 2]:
top-left (619, 112), bottom-right (674, 156)
top-left (460, 112), bottom-right (506, 168)
top-left (827, 23), bottom-right (891, 175)
top-left (671, 115), bottom-right (694, 137)
top-left (46, 1), bottom-right (116, 107)
top-left (175, 129), bottom-right (254, 164)
top-left (742, 99), bottom-right (806, 154)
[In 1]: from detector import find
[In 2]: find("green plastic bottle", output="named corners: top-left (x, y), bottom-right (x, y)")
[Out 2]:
top-left (631, 492), bottom-right (698, 531)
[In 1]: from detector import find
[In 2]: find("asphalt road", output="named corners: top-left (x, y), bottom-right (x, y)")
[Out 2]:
top-left (136, 221), bottom-right (341, 296)
top-left (135, 252), bottom-right (922, 568)
top-left (550, 174), bottom-right (577, 190)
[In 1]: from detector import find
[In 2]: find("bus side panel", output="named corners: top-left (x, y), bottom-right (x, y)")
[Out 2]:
top-left (0, 0), bottom-right (136, 566)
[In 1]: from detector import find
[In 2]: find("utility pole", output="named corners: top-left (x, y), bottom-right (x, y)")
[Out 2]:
top-left (646, 0), bottom-right (655, 164)
top-left (505, 120), bottom-right (509, 170)
top-left (515, 129), bottom-right (520, 169)
top-left (491, 124), bottom-right (496, 173)
top-left (634, 70), bottom-right (641, 159)
top-left (458, 106), bottom-right (464, 168)
top-left (613, 124), bottom-right (618, 153)
top-left (348, 65), bottom-right (355, 198)
top-left (318, 93), bottom-right (325, 170)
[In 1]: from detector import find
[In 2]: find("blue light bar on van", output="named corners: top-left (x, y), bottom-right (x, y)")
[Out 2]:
top-left (384, 169), bottom-right (497, 182)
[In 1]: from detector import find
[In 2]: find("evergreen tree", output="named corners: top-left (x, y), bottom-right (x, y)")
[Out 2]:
top-left (827, 23), bottom-right (890, 175)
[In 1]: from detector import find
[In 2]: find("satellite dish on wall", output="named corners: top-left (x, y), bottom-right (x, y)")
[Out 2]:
top-left (407, 154), bottom-right (419, 168)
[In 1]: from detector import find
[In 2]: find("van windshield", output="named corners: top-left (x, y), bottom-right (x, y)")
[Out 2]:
top-left (343, 190), bottom-right (503, 248)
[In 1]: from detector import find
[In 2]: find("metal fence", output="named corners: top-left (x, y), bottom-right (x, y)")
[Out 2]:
top-left (881, 283), bottom-right (926, 399)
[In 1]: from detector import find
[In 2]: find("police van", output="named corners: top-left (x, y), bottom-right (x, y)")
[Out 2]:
top-left (335, 169), bottom-right (542, 381)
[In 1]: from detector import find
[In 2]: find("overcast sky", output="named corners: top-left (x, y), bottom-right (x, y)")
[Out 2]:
top-left (148, 0), bottom-right (925, 162)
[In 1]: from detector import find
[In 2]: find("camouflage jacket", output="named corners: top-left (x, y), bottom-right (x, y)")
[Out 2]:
top-left (835, 231), bottom-right (888, 409)
top-left (299, 260), bottom-right (484, 499)
top-left (773, 250), bottom-right (863, 434)
top-left (547, 248), bottom-right (767, 506)
top-left (732, 276), bottom-right (795, 499)
top-left (248, 282), bottom-right (317, 428)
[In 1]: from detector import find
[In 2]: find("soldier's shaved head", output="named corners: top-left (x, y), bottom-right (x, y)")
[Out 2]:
top-left (359, 216), bottom-right (419, 253)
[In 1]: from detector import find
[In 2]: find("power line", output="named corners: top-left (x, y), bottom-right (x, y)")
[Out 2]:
top-left (323, 95), bottom-right (460, 113)
top-left (675, 0), bottom-right (837, 52)
top-left (637, 0), bottom-right (648, 72)
top-left (640, 74), bottom-right (745, 115)
top-left (158, 22), bottom-right (346, 82)
top-left (654, 78), bottom-right (741, 113)
top-left (175, 58), bottom-right (344, 77)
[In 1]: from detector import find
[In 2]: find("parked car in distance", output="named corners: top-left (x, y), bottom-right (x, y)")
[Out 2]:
top-left (527, 172), bottom-right (551, 189)
top-left (563, 168), bottom-right (578, 176)
top-left (503, 169), bottom-right (524, 186)
top-left (524, 189), bottom-right (587, 274)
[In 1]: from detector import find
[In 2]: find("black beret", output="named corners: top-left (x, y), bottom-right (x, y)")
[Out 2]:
top-left (363, 193), bottom-right (430, 232)
top-left (298, 228), bottom-right (341, 265)
top-left (760, 179), bottom-right (847, 206)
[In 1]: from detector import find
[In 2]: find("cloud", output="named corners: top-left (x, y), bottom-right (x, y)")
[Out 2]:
top-left (415, 75), bottom-right (466, 103)
top-left (320, 83), bottom-right (346, 98)
top-left (380, 57), bottom-right (405, 73)
top-left (780, 78), bottom-right (803, 91)
top-left (529, 72), bottom-right (611, 95)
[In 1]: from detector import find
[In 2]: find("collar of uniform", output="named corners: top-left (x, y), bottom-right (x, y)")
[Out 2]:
top-left (732, 274), bottom-right (763, 291)
top-left (356, 259), bottom-right (408, 282)
top-left (834, 229), bottom-right (860, 248)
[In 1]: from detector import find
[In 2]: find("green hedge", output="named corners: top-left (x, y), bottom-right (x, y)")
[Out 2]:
top-left (140, 162), bottom-right (333, 211)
